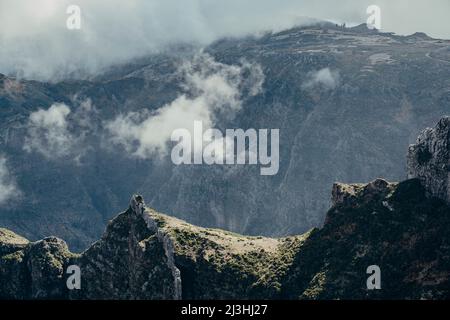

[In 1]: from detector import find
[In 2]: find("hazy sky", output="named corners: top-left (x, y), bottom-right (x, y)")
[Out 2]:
top-left (1, 0), bottom-right (449, 80)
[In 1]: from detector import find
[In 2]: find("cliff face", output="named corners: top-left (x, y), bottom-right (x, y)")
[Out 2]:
top-left (408, 117), bottom-right (450, 204)
top-left (282, 178), bottom-right (450, 299)
top-left (1, 118), bottom-right (450, 300)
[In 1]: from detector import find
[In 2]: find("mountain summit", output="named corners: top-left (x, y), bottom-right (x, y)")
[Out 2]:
top-left (1, 117), bottom-right (449, 299)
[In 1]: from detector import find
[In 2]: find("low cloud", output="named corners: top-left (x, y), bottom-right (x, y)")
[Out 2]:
top-left (2, 0), bottom-right (450, 81)
top-left (0, 156), bottom-right (20, 205)
top-left (21, 58), bottom-right (263, 163)
top-left (105, 53), bottom-right (264, 158)
top-left (302, 68), bottom-right (340, 90)
top-left (24, 103), bottom-right (73, 157)
top-left (24, 99), bottom-right (96, 160)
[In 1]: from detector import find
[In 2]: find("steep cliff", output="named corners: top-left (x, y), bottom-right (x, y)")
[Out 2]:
top-left (281, 178), bottom-right (450, 299)
top-left (1, 118), bottom-right (450, 300)
top-left (408, 117), bottom-right (450, 204)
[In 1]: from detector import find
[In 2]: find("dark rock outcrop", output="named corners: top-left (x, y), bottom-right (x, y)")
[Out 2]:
top-left (0, 231), bottom-right (74, 299)
top-left (282, 178), bottom-right (450, 299)
top-left (408, 117), bottom-right (450, 204)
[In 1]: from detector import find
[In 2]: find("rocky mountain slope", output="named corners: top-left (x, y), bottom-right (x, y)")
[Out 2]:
top-left (1, 24), bottom-right (450, 252)
top-left (1, 117), bottom-right (449, 300)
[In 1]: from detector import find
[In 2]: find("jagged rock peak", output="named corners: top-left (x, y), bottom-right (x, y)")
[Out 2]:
top-left (130, 194), bottom-right (145, 215)
top-left (407, 116), bottom-right (450, 204)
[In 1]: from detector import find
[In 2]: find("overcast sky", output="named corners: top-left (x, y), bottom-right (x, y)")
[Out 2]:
top-left (1, 0), bottom-right (449, 80)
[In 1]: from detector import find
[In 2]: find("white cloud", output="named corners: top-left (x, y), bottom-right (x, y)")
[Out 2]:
top-left (24, 103), bottom-right (73, 158)
top-left (105, 53), bottom-right (264, 158)
top-left (1, 0), bottom-right (450, 80)
top-left (23, 100), bottom-right (96, 160)
top-left (0, 156), bottom-right (20, 205)
top-left (302, 68), bottom-right (340, 90)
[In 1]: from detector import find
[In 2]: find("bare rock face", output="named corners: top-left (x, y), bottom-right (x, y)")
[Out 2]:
top-left (71, 202), bottom-right (179, 300)
top-left (407, 117), bottom-right (450, 204)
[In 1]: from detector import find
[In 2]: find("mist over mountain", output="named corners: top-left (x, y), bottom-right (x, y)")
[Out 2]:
top-left (1, 23), bottom-right (450, 252)
top-left (2, 0), bottom-right (450, 80)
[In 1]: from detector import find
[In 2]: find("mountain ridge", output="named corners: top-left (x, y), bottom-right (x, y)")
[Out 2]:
top-left (1, 117), bottom-right (449, 299)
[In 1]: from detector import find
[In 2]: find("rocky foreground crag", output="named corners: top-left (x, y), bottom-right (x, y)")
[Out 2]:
top-left (1, 117), bottom-right (450, 299)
